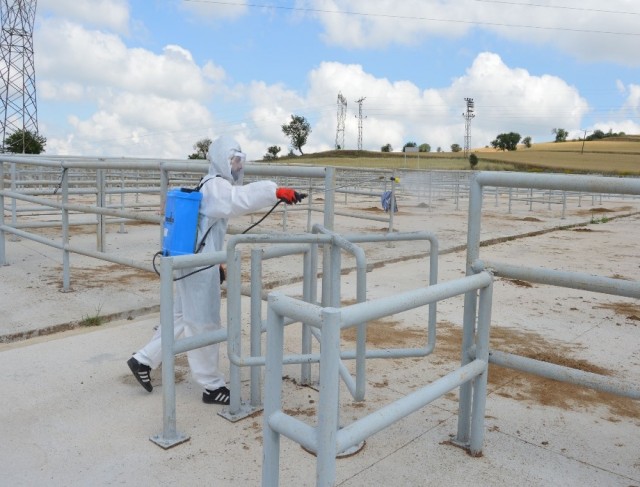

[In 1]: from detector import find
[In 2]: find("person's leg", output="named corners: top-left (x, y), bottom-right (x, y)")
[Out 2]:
top-left (133, 291), bottom-right (185, 368)
top-left (128, 289), bottom-right (185, 392)
top-left (177, 266), bottom-right (229, 403)
top-left (185, 339), bottom-right (225, 390)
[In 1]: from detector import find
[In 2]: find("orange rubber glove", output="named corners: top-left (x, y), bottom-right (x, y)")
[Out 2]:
top-left (276, 187), bottom-right (306, 204)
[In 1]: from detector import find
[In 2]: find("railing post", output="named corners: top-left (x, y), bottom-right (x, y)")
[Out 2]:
top-left (0, 161), bottom-right (5, 265)
top-left (9, 162), bottom-right (18, 242)
top-left (150, 255), bottom-right (189, 448)
top-left (387, 171), bottom-right (396, 238)
top-left (262, 296), bottom-right (285, 487)
top-left (457, 172), bottom-right (483, 445)
top-left (469, 279), bottom-right (493, 456)
top-left (301, 241), bottom-right (318, 385)
top-left (61, 165), bottom-right (71, 291)
top-left (250, 248), bottom-right (264, 407)
top-left (160, 165), bottom-right (169, 247)
top-left (316, 307), bottom-right (341, 486)
top-left (118, 169), bottom-right (127, 233)
top-left (96, 168), bottom-right (106, 252)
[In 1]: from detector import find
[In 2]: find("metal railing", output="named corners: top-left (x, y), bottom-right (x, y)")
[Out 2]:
top-left (4, 156), bottom-right (639, 483)
top-left (262, 271), bottom-right (494, 486)
top-left (1, 156), bottom-right (409, 281)
top-left (455, 172), bottom-right (640, 449)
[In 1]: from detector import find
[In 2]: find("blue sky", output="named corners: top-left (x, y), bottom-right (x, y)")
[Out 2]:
top-left (31, 0), bottom-right (640, 159)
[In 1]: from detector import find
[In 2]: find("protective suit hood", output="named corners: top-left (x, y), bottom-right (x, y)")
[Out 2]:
top-left (207, 135), bottom-right (244, 183)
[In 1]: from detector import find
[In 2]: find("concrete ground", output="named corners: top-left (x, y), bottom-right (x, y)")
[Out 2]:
top-left (1, 188), bottom-right (639, 486)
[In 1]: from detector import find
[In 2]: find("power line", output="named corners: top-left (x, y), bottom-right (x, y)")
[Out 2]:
top-left (184, 0), bottom-right (640, 37)
top-left (472, 0), bottom-right (640, 17)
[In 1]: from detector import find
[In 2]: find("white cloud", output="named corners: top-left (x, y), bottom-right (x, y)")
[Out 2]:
top-left (41, 48), bottom-right (598, 158)
top-left (34, 18), bottom-right (231, 157)
top-left (66, 93), bottom-right (214, 157)
top-left (307, 0), bottom-right (640, 66)
top-left (252, 53), bottom-right (590, 153)
top-left (446, 52), bottom-right (589, 145)
top-left (570, 83), bottom-right (640, 139)
top-left (179, 0), bottom-right (248, 21)
top-left (39, 81), bottom-right (86, 102)
top-left (31, 2), bottom-right (633, 160)
top-left (38, 0), bottom-right (130, 33)
top-left (36, 20), bottom-right (213, 101)
top-left (309, 0), bottom-right (469, 48)
top-left (622, 84), bottom-right (640, 114)
top-left (587, 83), bottom-right (640, 136)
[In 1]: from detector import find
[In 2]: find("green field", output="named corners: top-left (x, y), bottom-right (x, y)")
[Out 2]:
top-left (273, 136), bottom-right (640, 175)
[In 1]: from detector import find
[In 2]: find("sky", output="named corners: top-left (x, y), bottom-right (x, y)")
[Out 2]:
top-left (28, 0), bottom-right (640, 160)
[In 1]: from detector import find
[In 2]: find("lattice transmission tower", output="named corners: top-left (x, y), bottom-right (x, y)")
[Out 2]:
top-left (462, 97), bottom-right (475, 158)
top-left (335, 92), bottom-right (347, 150)
top-left (1, 0), bottom-right (38, 152)
top-left (355, 97), bottom-right (366, 151)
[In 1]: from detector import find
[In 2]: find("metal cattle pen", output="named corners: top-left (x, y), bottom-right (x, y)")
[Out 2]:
top-left (456, 172), bottom-right (640, 448)
top-left (259, 171), bottom-right (639, 486)
top-left (3, 156), bottom-right (639, 484)
top-left (0, 156), bottom-right (404, 277)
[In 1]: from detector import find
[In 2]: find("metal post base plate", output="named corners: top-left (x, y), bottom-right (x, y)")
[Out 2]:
top-left (150, 432), bottom-right (190, 449)
top-left (301, 440), bottom-right (366, 458)
top-left (218, 402), bottom-right (263, 423)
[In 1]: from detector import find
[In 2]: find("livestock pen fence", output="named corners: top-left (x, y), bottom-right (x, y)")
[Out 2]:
top-left (144, 170), bottom-right (639, 485)
top-left (0, 155), bottom-right (406, 280)
top-left (2, 155), bottom-right (639, 486)
top-left (258, 172), bottom-right (640, 486)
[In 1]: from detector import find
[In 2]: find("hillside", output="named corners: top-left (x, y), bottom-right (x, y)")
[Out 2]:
top-left (272, 136), bottom-right (640, 175)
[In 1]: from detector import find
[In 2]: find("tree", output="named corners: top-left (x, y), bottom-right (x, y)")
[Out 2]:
top-left (522, 136), bottom-right (532, 148)
top-left (491, 132), bottom-right (521, 151)
top-left (263, 145), bottom-right (281, 160)
top-left (381, 143), bottom-right (392, 152)
top-left (4, 129), bottom-right (46, 154)
top-left (552, 128), bottom-right (568, 143)
top-left (418, 143), bottom-right (431, 153)
top-left (281, 115), bottom-right (311, 155)
top-left (188, 138), bottom-right (212, 159)
top-left (588, 129), bottom-right (606, 140)
top-left (402, 141), bottom-right (417, 152)
top-left (469, 153), bottom-right (479, 169)
top-left (451, 143), bottom-right (462, 153)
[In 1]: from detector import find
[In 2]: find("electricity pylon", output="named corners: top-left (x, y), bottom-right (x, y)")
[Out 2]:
top-left (335, 92), bottom-right (347, 150)
top-left (1, 0), bottom-right (39, 152)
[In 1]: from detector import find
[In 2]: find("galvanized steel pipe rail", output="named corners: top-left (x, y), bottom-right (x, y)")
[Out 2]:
top-left (457, 171), bottom-right (640, 449)
top-left (262, 271), bottom-right (494, 486)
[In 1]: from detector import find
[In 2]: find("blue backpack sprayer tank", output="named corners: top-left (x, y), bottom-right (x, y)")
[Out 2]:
top-left (154, 179), bottom-right (306, 281)
top-left (161, 188), bottom-right (202, 256)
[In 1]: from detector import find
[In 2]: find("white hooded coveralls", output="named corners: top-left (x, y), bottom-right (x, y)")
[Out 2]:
top-left (134, 136), bottom-right (278, 390)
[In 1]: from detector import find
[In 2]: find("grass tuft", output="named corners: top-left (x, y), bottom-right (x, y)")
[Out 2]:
top-left (79, 305), bottom-right (103, 327)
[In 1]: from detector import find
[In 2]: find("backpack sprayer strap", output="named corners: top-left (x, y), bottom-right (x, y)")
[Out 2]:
top-left (193, 175), bottom-right (221, 253)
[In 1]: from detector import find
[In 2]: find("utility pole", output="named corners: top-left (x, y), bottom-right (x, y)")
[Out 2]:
top-left (580, 129), bottom-right (590, 155)
top-left (355, 97), bottom-right (366, 151)
top-left (462, 97), bottom-right (475, 158)
top-left (1, 0), bottom-right (39, 152)
top-left (335, 92), bottom-right (347, 150)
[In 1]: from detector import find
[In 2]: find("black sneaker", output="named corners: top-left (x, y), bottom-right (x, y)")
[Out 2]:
top-left (202, 386), bottom-right (230, 405)
top-left (127, 356), bottom-right (153, 392)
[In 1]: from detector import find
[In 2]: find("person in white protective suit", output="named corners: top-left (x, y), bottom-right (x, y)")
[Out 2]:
top-left (127, 135), bottom-right (304, 404)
